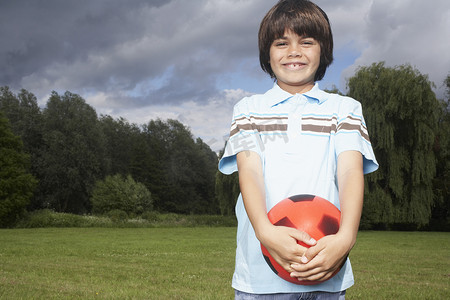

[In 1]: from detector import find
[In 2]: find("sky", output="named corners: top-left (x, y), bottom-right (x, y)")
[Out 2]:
top-left (1, 0), bottom-right (449, 152)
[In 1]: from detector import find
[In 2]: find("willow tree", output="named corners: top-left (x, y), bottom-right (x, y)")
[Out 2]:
top-left (431, 74), bottom-right (450, 230)
top-left (348, 62), bottom-right (439, 228)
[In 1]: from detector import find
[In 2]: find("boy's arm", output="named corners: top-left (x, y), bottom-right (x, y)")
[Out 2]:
top-left (236, 150), bottom-right (316, 273)
top-left (336, 150), bottom-right (365, 249)
top-left (290, 150), bottom-right (364, 282)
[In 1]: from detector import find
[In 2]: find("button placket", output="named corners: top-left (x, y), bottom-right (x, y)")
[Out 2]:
top-left (286, 94), bottom-right (307, 152)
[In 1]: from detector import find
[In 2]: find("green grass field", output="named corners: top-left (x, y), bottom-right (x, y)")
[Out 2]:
top-left (0, 228), bottom-right (449, 299)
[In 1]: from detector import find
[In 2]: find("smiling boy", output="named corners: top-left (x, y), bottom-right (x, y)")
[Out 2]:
top-left (268, 30), bottom-right (320, 95)
top-left (219, 1), bottom-right (378, 299)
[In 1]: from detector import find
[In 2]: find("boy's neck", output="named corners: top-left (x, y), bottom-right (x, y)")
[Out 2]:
top-left (277, 81), bottom-right (315, 95)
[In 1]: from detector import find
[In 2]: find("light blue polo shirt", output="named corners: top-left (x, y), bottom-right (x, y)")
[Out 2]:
top-left (219, 83), bottom-right (378, 294)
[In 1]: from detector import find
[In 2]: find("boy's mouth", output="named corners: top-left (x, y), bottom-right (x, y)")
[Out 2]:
top-left (283, 62), bottom-right (306, 70)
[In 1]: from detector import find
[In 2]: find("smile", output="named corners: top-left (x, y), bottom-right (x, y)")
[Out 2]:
top-left (283, 63), bottom-right (306, 70)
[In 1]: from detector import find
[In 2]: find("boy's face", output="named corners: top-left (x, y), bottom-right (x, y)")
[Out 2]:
top-left (269, 29), bottom-right (321, 94)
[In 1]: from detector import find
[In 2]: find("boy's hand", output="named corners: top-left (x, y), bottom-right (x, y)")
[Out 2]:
top-left (289, 232), bottom-right (352, 282)
top-left (258, 224), bottom-right (316, 274)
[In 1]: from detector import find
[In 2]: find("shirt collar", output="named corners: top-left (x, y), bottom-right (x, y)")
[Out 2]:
top-left (266, 83), bottom-right (329, 107)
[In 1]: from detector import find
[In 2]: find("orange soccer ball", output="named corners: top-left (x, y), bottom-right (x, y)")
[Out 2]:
top-left (261, 194), bottom-right (341, 285)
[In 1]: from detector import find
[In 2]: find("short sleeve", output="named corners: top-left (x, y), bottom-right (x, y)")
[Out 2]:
top-left (335, 99), bottom-right (379, 174)
top-left (218, 100), bottom-right (264, 175)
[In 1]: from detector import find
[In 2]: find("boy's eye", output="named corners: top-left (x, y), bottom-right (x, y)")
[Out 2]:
top-left (301, 39), bottom-right (315, 46)
top-left (274, 41), bottom-right (288, 47)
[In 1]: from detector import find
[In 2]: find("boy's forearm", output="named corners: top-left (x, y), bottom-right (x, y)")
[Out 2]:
top-left (337, 151), bottom-right (364, 249)
top-left (236, 151), bottom-right (272, 239)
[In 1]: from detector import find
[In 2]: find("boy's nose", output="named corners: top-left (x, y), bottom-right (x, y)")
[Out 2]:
top-left (288, 46), bottom-right (302, 58)
top-left (288, 50), bottom-right (302, 58)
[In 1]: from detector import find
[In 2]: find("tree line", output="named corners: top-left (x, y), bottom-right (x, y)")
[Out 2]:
top-left (0, 88), bottom-right (220, 227)
top-left (1, 62), bottom-right (449, 230)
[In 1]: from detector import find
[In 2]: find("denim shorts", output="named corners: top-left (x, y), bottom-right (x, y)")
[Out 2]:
top-left (235, 289), bottom-right (346, 300)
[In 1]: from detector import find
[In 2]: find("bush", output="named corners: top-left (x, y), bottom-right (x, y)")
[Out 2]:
top-left (141, 211), bottom-right (161, 222)
top-left (16, 209), bottom-right (113, 228)
top-left (15, 210), bottom-right (237, 228)
top-left (107, 209), bottom-right (128, 223)
top-left (91, 174), bottom-right (152, 215)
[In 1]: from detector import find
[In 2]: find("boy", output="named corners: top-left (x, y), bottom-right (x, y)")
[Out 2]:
top-left (218, 0), bottom-right (378, 299)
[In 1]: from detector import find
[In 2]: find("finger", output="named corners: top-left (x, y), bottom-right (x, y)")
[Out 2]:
top-left (290, 257), bottom-right (321, 273)
top-left (298, 268), bottom-right (336, 282)
top-left (289, 228), bottom-right (316, 246)
top-left (301, 243), bottom-right (323, 263)
top-left (291, 258), bottom-right (342, 282)
top-left (291, 266), bottom-right (335, 282)
top-left (290, 266), bottom-right (323, 280)
top-left (271, 249), bottom-right (302, 269)
top-left (290, 253), bottom-right (324, 273)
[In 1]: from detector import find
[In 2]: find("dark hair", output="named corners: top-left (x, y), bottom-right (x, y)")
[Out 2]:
top-left (258, 0), bottom-right (333, 81)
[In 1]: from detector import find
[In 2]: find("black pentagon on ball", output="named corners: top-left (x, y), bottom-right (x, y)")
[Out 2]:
top-left (263, 255), bottom-right (278, 275)
top-left (318, 214), bottom-right (340, 235)
top-left (289, 194), bottom-right (315, 202)
top-left (273, 216), bottom-right (296, 228)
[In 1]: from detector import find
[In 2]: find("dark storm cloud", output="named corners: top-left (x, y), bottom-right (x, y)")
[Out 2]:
top-left (1, 0), bottom-right (163, 86)
top-left (0, 0), bottom-right (271, 105)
